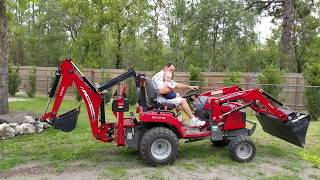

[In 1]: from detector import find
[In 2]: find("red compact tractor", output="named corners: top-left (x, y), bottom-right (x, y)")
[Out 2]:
top-left (40, 59), bottom-right (311, 166)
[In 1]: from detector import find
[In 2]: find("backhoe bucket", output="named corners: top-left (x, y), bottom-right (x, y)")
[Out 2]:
top-left (256, 113), bottom-right (310, 147)
top-left (52, 108), bottom-right (80, 132)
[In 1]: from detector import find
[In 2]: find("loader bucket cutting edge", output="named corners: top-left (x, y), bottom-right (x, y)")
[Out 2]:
top-left (256, 113), bottom-right (310, 148)
top-left (52, 108), bottom-right (80, 132)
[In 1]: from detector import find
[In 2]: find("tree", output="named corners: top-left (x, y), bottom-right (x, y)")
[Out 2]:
top-left (167, 0), bottom-right (188, 71)
top-left (0, 0), bottom-right (9, 114)
top-left (246, 0), bottom-right (314, 72)
top-left (183, 0), bottom-right (256, 71)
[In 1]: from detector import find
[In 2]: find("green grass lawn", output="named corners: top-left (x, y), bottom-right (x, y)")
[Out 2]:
top-left (1, 97), bottom-right (320, 179)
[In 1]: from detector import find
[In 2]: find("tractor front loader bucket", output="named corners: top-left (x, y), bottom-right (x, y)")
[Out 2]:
top-left (52, 107), bottom-right (80, 132)
top-left (256, 113), bottom-right (310, 147)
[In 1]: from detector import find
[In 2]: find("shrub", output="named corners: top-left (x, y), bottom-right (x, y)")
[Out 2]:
top-left (303, 61), bottom-right (320, 121)
top-left (224, 71), bottom-right (241, 86)
top-left (100, 72), bottom-right (111, 103)
top-left (8, 65), bottom-right (21, 97)
top-left (258, 64), bottom-right (285, 98)
top-left (127, 78), bottom-right (138, 105)
top-left (189, 65), bottom-right (203, 86)
top-left (74, 86), bottom-right (82, 102)
top-left (26, 67), bottom-right (36, 98)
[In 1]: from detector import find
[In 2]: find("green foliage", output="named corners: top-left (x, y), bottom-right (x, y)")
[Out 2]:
top-left (6, 0), bottom-right (261, 72)
top-left (74, 86), bottom-right (82, 102)
top-left (189, 65), bottom-right (202, 86)
top-left (297, 150), bottom-right (320, 168)
top-left (8, 65), bottom-right (20, 97)
top-left (5, 0), bottom-right (320, 74)
top-left (224, 72), bottom-right (241, 86)
top-left (258, 64), bottom-right (285, 98)
top-left (303, 61), bottom-right (320, 121)
top-left (26, 67), bottom-right (36, 98)
top-left (127, 78), bottom-right (138, 105)
top-left (100, 72), bottom-right (111, 103)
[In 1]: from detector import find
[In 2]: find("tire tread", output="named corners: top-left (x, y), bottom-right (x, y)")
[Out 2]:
top-left (140, 127), bottom-right (179, 166)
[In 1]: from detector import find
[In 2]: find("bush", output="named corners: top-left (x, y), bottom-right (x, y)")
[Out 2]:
top-left (303, 61), bottom-right (320, 121)
top-left (224, 71), bottom-right (241, 86)
top-left (127, 78), bottom-right (138, 105)
top-left (8, 65), bottom-right (21, 97)
top-left (26, 67), bottom-right (36, 98)
top-left (189, 65), bottom-right (203, 86)
top-left (74, 86), bottom-right (82, 102)
top-left (258, 64), bottom-right (285, 98)
top-left (100, 72), bottom-right (111, 103)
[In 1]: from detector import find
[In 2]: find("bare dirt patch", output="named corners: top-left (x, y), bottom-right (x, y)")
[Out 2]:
top-left (3, 156), bottom-right (319, 180)
top-left (0, 163), bottom-right (50, 179)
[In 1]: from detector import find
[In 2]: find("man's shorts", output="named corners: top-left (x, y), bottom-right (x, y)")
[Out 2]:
top-left (156, 95), bottom-right (182, 106)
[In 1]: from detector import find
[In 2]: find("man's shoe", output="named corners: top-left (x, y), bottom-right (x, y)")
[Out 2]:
top-left (190, 117), bottom-right (206, 127)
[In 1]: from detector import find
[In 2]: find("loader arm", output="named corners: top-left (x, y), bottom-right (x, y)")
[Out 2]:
top-left (213, 89), bottom-right (289, 122)
top-left (203, 87), bottom-right (310, 147)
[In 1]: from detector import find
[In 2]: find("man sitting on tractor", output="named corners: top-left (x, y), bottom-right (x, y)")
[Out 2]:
top-left (152, 63), bottom-right (206, 127)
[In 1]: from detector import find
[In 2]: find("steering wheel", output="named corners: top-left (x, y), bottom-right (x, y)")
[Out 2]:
top-left (182, 89), bottom-right (199, 99)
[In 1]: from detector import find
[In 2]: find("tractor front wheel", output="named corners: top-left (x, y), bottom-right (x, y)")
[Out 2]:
top-left (140, 127), bottom-right (179, 166)
top-left (228, 137), bottom-right (256, 162)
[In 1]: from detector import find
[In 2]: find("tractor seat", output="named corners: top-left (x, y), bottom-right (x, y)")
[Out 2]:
top-left (145, 79), bottom-right (176, 110)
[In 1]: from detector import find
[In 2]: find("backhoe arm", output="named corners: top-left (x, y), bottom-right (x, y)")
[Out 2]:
top-left (41, 59), bottom-right (141, 143)
top-left (41, 59), bottom-right (102, 139)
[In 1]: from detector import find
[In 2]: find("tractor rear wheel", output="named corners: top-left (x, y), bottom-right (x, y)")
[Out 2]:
top-left (140, 127), bottom-right (179, 166)
top-left (228, 137), bottom-right (256, 162)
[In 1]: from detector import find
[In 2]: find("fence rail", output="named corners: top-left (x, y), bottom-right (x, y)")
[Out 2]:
top-left (12, 66), bottom-right (312, 111)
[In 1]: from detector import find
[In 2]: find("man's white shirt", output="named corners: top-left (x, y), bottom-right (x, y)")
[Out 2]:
top-left (152, 70), bottom-right (177, 89)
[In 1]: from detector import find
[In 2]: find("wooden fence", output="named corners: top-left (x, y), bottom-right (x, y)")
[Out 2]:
top-left (16, 66), bottom-right (306, 110)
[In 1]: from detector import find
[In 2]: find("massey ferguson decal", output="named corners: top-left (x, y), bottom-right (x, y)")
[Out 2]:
top-left (80, 86), bottom-right (95, 120)
top-left (219, 91), bottom-right (246, 101)
top-left (151, 116), bottom-right (166, 120)
top-left (210, 90), bottom-right (223, 96)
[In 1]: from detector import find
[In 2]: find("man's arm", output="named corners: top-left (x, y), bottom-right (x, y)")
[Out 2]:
top-left (175, 82), bottom-right (198, 90)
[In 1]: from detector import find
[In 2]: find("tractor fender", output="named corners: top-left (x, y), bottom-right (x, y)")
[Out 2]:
top-left (138, 112), bottom-right (184, 139)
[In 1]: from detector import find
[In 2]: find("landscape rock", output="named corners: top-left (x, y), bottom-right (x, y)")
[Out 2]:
top-left (20, 123), bottom-right (36, 134)
top-left (33, 121), bottom-right (44, 133)
top-left (23, 116), bottom-right (36, 123)
top-left (9, 123), bottom-right (20, 135)
top-left (0, 119), bottom-right (9, 124)
top-left (42, 122), bottom-right (51, 129)
top-left (0, 123), bottom-right (15, 139)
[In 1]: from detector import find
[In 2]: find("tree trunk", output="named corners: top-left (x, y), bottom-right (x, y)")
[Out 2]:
top-left (0, 0), bottom-right (9, 114)
top-left (208, 28), bottom-right (218, 72)
top-left (281, 0), bottom-right (297, 72)
top-left (115, 24), bottom-right (122, 69)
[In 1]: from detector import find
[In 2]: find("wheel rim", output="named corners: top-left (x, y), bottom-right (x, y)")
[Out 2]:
top-left (151, 139), bottom-right (172, 160)
top-left (236, 143), bottom-right (252, 160)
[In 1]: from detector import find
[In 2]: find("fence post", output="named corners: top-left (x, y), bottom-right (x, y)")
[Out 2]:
top-left (46, 76), bottom-right (49, 94)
